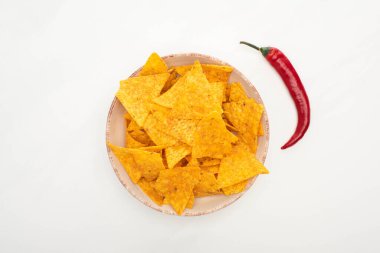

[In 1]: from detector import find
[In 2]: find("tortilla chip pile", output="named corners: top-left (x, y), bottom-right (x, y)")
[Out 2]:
top-left (108, 53), bottom-right (269, 215)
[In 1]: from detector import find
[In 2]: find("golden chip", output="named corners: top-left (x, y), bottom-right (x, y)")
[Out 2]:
top-left (138, 178), bottom-right (164, 206)
top-left (161, 69), bottom-right (178, 93)
top-left (217, 143), bottom-right (269, 188)
top-left (228, 82), bottom-right (247, 102)
top-left (124, 112), bottom-right (132, 123)
top-left (138, 145), bottom-right (167, 152)
top-left (154, 61), bottom-right (222, 117)
top-left (139, 52), bottom-right (168, 76)
top-left (129, 128), bottom-right (152, 145)
top-left (107, 143), bottom-right (141, 183)
top-left (165, 144), bottom-right (192, 169)
top-left (193, 112), bottom-right (238, 158)
top-left (117, 73), bottom-right (169, 126)
top-left (198, 157), bottom-right (221, 167)
top-left (175, 64), bottom-right (233, 83)
top-left (186, 192), bottom-right (195, 209)
top-left (223, 99), bottom-right (263, 153)
top-left (127, 119), bottom-right (142, 132)
top-left (143, 114), bottom-right (178, 146)
top-left (200, 165), bottom-right (219, 174)
top-left (127, 148), bottom-right (166, 181)
top-left (126, 131), bottom-right (147, 148)
top-left (222, 180), bottom-right (249, 195)
top-left (194, 171), bottom-right (219, 194)
top-left (186, 156), bottom-right (199, 167)
top-left (150, 109), bottom-right (200, 146)
top-left (154, 167), bottom-right (200, 215)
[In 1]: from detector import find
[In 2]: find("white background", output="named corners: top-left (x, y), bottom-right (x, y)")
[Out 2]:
top-left (1, 0), bottom-right (379, 252)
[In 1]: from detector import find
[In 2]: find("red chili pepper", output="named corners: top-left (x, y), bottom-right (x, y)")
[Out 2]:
top-left (240, 41), bottom-right (310, 149)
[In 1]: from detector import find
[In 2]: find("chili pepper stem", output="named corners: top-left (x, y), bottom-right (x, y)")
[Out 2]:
top-left (240, 41), bottom-right (260, 51)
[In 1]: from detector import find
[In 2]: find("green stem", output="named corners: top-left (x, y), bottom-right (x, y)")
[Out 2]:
top-left (240, 41), bottom-right (260, 51)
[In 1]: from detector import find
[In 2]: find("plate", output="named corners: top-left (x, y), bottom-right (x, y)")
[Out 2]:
top-left (106, 53), bottom-right (269, 216)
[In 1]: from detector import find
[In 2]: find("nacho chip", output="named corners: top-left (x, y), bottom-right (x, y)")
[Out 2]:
top-left (154, 61), bottom-right (222, 116)
top-left (129, 129), bottom-right (152, 145)
top-left (138, 179), bottom-right (164, 206)
top-left (186, 192), bottom-right (195, 209)
top-left (139, 52), bottom-right (168, 76)
top-left (127, 148), bottom-right (166, 181)
top-left (124, 112), bottom-right (132, 123)
top-left (117, 73), bottom-right (169, 126)
top-left (168, 75), bottom-right (223, 120)
top-left (175, 64), bottom-right (233, 83)
top-left (127, 119), bottom-right (142, 132)
top-left (153, 65), bottom-right (196, 108)
top-left (161, 69), bottom-right (178, 93)
top-left (107, 143), bottom-right (141, 183)
top-left (222, 180), bottom-right (249, 195)
top-left (165, 117), bottom-right (199, 146)
top-left (143, 114), bottom-right (178, 146)
top-left (126, 131), bottom-right (147, 148)
top-left (228, 82), bottom-right (247, 102)
top-left (194, 171), bottom-right (218, 194)
top-left (154, 167), bottom-right (200, 215)
top-left (223, 99), bottom-right (264, 153)
top-left (217, 143), bottom-right (269, 188)
top-left (138, 145), bottom-right (167, 152)
top-left (165, 144), bottom-right (191, 169)
top-left (198, 157), bottom-right (221, 167)
top-left (193, 112), bottom-right (238, 158)
top-left (149, 109), bottom-right (200, 146)
top-left (186, 156), bottom-right (199, 166)
top-left (200, 165), bottom-right (219, 174)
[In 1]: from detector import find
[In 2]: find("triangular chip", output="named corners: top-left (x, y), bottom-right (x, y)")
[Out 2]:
top-left (138, 178), bottom-right (164, 206)
top-left (168, 64), bottom-right (223, 119)
top-left (126, 131), bottom-right (147, 148)
top-left (139, 52), bottom-right (168, 76)
top-left (127, 119), bottom-right (142, 132)
top-left (222, 180), bottom-right (249, 195)
top-left (164, 117), bottom-right (199, 146)
top-left (193, 112), bottom-right (238, 158)
top-left (186, 156), bottom-right (199, 167)
top-left (153, 61), bottom-right (208, 110)
top-left (198, 157), bottom-right (221, 167)
top-left (124, 112), bottom-right (132, 123)
top-left (194, 171), bottom-right (219, 195)
top-left (217, 143), bottom-right (269, 188)
top-left (175, 64), bottom-right (233, 83)
top-left (138, 145), bottom-right (167, 152)
top-left (107, 143), bottom-right (141, 183)
top-left (116, 73), bottom-right (169, 126)
top-left (127, 148), bottom-right (166, 181)
top-left (165, 144), bottom-right (191, 169)
top-left (161, 69), bottom-right (178, 93)
top-left (154, 167), bottom-right (200, 215)
top-left (223, 99), bottom-right (264, 153)
top-left (149, 109), bottom-right (199, 146)
top-left (129, 128), bottom-right (152, 145)
top-left (186, 192), bottom-right (195, 209)
top-left (228, 82), bottom-right (247, 102)
top-left (143, 114), bottom-right (178, 146)
top-left (200, 165), bottom-right (219, 174)
top-left (153, 69), bottom-right (193, 108)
